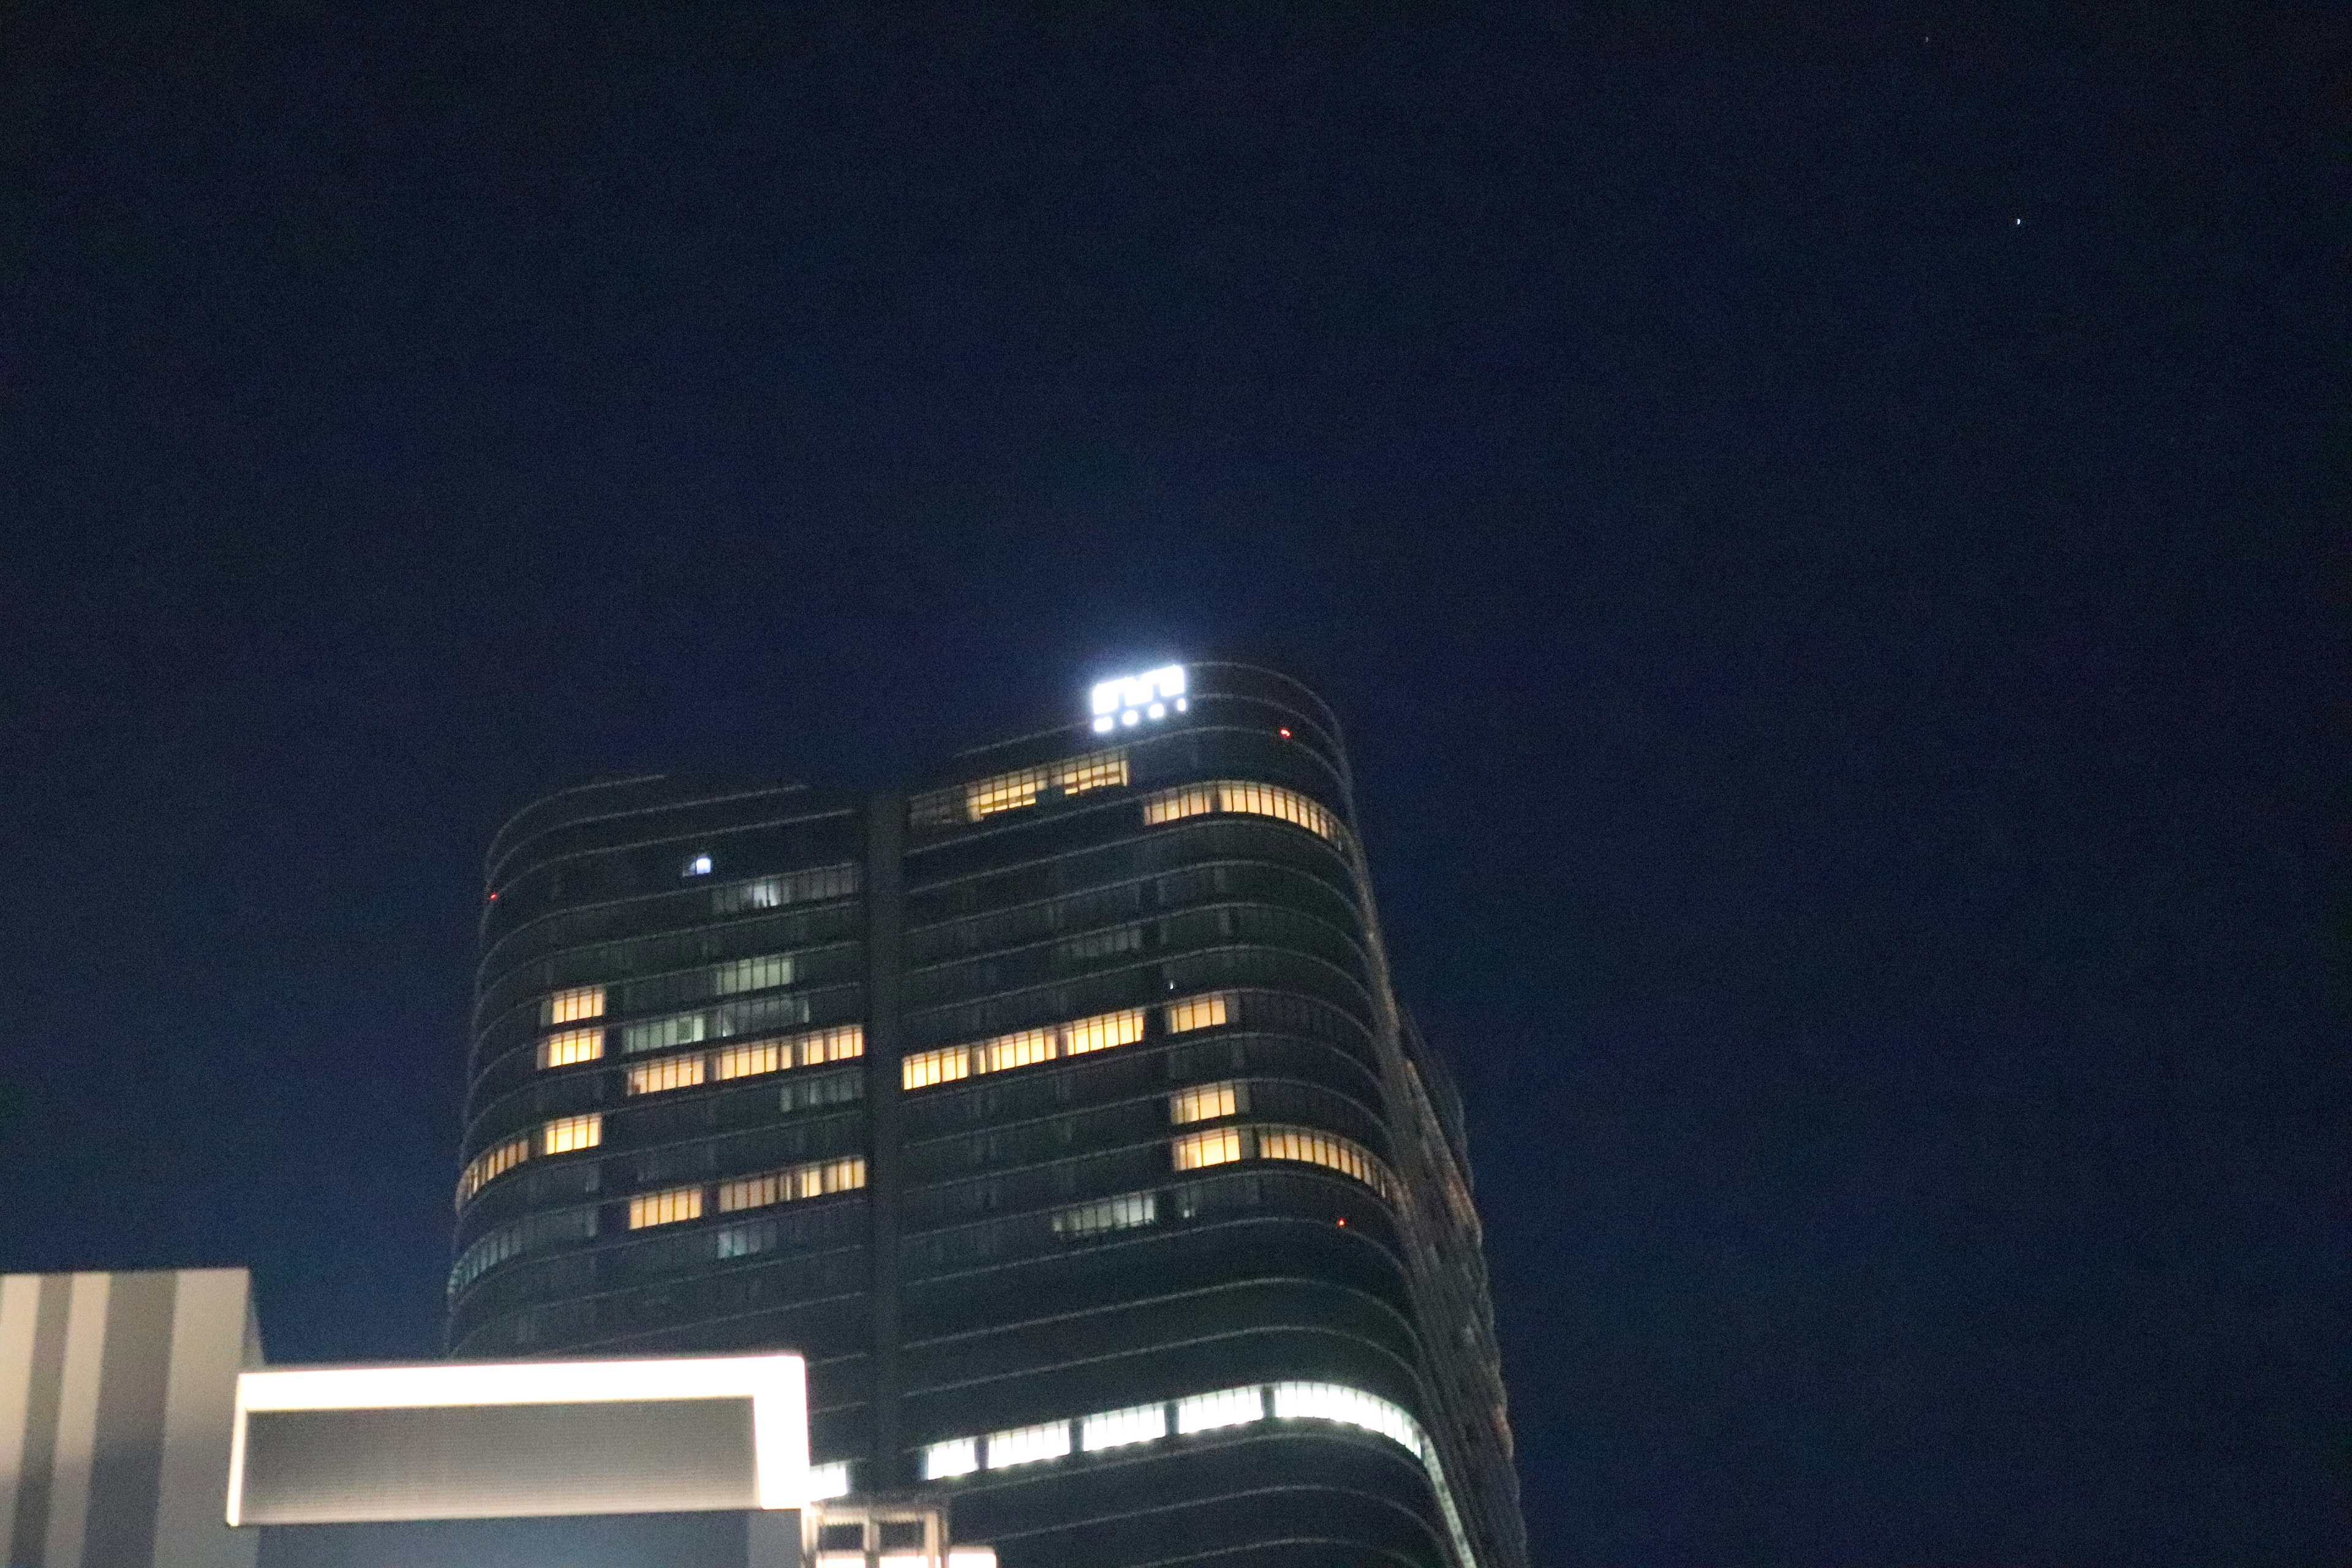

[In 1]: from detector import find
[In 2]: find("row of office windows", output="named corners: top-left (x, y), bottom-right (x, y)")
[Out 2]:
top-left (900, 993), bottom-right (1231, 1093)
top-left (622, 1024), bottom-right (867, 1096)
top-left (628, 1155), bottom-right (868, 1231)
top-left (455, 1112), bottom-right (604, 1207)
top-left (1140, 780), bottom-right (1344, 844)
top-left (1170, 1123), bottom-right (1398, 1200)
top-left (910, 747), bottom-right (1133, 831)
top-left (533, 950), bottom-right (812, 1044)
top-left (911, 1379), bottom-right (1474, 1568)
top-left (709, 862), bottom-right (862, 916)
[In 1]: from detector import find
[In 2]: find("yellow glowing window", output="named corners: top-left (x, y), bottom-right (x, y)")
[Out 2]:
top-left (538, 1027), bottom-right (606, 1068)
top-left (984, 1027), bottom-right (1057, 1074)
top-left (902, 1046), bottom-right (972, 1091)
top-left (799, 1025), bottom-right (864, 1065)
top-left (455, 1135), bottom-right (530, 1207)
top-left (1256, 1125), bottom-right (1396, 1200)
top-left (1140, 785), bottom-right (1215, 827)
top-left (1172, 1127), bottom-right (1245, 1170)
top-left (1164, 993), bottom-right (1229, 1034)
top-left (1139, 782), bottom-right (1340, 842)
top-left (542, 986), bottom-right (606, 1026)
top-left (628, 1186), bottom-right (703, 1229)
top-left (541, 1113), bottom-right (602, 1155)
top-left (1065, 1008), bottom-right (1144, 1055)
top-left (710, 1024), bottom-right (864, 1082)
top-left (712, 1038), bottom-right (784, 1080)
top-left (627, 1054), bottom-right (707, 1096)
top-left (902, 1008), bottom-right (1146, 1092)
top-left (961, 749), bottom-right (1131, 822)
top-left (1169, 1083), bottom-right (1239, 1125)
top-left (717, 1156), bottom-right (866, 1214)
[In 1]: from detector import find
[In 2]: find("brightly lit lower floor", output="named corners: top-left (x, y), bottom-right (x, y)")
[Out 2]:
top-left (891, 1395), bottom-right (1468, 1568)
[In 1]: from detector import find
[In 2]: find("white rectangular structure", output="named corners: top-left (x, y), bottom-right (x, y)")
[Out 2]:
top-left (228, 1352), bottom-right (809, 1525)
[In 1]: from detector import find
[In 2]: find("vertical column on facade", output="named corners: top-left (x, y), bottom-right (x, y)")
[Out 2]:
top-left (862, 796), bottom-right (907, 1490)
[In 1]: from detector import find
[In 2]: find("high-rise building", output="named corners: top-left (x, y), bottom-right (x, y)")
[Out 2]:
top-left (451, 663), bottom-right (1525, 1568)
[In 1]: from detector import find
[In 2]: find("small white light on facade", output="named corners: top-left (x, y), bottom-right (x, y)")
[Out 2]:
top-left (1147, 702), bottom-right (1166, 719)
top-left (1093, 715), bottom-right (1114, 733)
top-left (1121, 710), bottom-right (1140, 726)
top-left (686, 855), bottom-right (713, 877)
top-left (1176, 698), bottom-right (1187, 711)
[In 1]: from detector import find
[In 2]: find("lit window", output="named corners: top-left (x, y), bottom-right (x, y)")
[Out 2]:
top-left (713, 953), bottom-right (793, 995)
top-left (922, 1438), bottom-right (979, 1480)
top-left (1171, 1127), bottom-right (1244, 1170)
top-left (1138, 781), bottom-right (1341, 842)
top-left (717, 1156), bottom-right (865, 1213)
top-left (1081, 1402), bottom-right (1169, 1451)
top-left (1063, 1007), bottom-right (1144, 1055)
top-left (684, 854), bottom-right (714, 877)
top-left (626, 1054), bottom-right (707, 1096)
top-left (1164, 993), bottom-right (1229, 1034)
top-left (986, 1420), bottom-right (1071, 1469)
top-left (983, 1027), bottom-right (1057, 1073)
top-left (1052, 1191), bottom-right (1156, 1239)
top-left (541, 1113), bottom-right (602, 1155)
top-left (623, 1012), bottom-right (709, 1055)
top-left (712, 1038), bottom-right (785, 1080)
top-left (1174, 1386), bottom-right (1263, 1434)
top-left (902, 1044), bottom-right (972, 1091)
top-left (1270, 1382), bottom-right (1422, 1455)
top-left (711, 862), bottom-right (861, 916)
top-left (806, 1461), bottom-right (853, 1501)
top-left (913, 748), bottom-right (1133, 828)
top-left (1169, 1082), bottom-right (1240, 1125)
top-left (628, 1185), bottom-right (703, 1229)
top-left (455, 1134), bottom-right (531, 1207)
top-left (711, 1023), bottom-right (863, 1080)
top-left (538, 1027), bottom-right (606, 1068)
top-left (1140, 784), bottom-right (1215, 827)
top-left (903, 1008), bottom-right (1144, 1091)
top-left (542, 986), bottom-right (606, 1026)
top-left (1256, 1125), bottom-right (1397, 1200)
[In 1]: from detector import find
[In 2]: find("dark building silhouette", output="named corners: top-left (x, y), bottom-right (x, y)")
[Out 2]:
top-left (451, 663), bottom-right (1525, 1568)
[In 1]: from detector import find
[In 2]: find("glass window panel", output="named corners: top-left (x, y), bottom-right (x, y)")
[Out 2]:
top-left (1063, 1008), bottom-right (1144, 1055)
top-left (626, 1054), bottom-right (707, 1096)
top-left (1174, 1387), bottom-right (1264, 1434)
top-left (627, 1185), bottom-right (703, 1229)
top-left (537, 1027), bottom-right (606, 1068)
top-left (1081, 1403), bottom-right (1169, 1452)
top-left (541, 1113), bottom-right (602, 1155)
top-left (542, 986), bottom-right (606, 1025)
top-left (713, 953), bottom-right (793, 995)
top-left (1170, 1127), bottom-right (1244, 1170)
top-left (902, 1046), bottom-right (972, 1091)
top-left (922, 1438), bottom-right (979, 1480)
top-left (1169, 1082), bottom-right (1239, 1125)
top-left (1164, 993), bottom-right (1229, 1034)
top-left (986, 1420), bottom-right (1071, 1469)
top-left (455, 1134), bottom-right (532, 1206)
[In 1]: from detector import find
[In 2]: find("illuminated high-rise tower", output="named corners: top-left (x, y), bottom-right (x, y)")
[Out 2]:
top-left (451, 663), bottom-right (1525, 1568)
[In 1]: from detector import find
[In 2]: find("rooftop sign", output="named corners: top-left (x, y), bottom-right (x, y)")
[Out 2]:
top-left (1090, 665), bottom-right (1186, 733)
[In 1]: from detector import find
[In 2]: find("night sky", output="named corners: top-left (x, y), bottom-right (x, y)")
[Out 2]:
top-left (1, 6), bottom-right (2340, 1564)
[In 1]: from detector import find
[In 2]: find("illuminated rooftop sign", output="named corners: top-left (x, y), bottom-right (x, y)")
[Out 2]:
top-left (1090, 665), bottom-right (1186, 733)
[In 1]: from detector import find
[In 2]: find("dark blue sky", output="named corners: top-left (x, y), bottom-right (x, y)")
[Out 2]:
top-left (1, 5), bottom-right (2340, 1564)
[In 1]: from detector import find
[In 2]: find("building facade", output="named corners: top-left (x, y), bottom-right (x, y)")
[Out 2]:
top-left (450, 663), bottom-right (1525, 1568)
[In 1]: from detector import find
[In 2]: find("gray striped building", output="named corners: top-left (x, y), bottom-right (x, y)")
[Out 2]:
top-left (0, 1268), bottom-right (257, 1568)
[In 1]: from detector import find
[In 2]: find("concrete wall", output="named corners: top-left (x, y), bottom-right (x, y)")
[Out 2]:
top-left (0, 1268), bottom-right (255, 1568)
